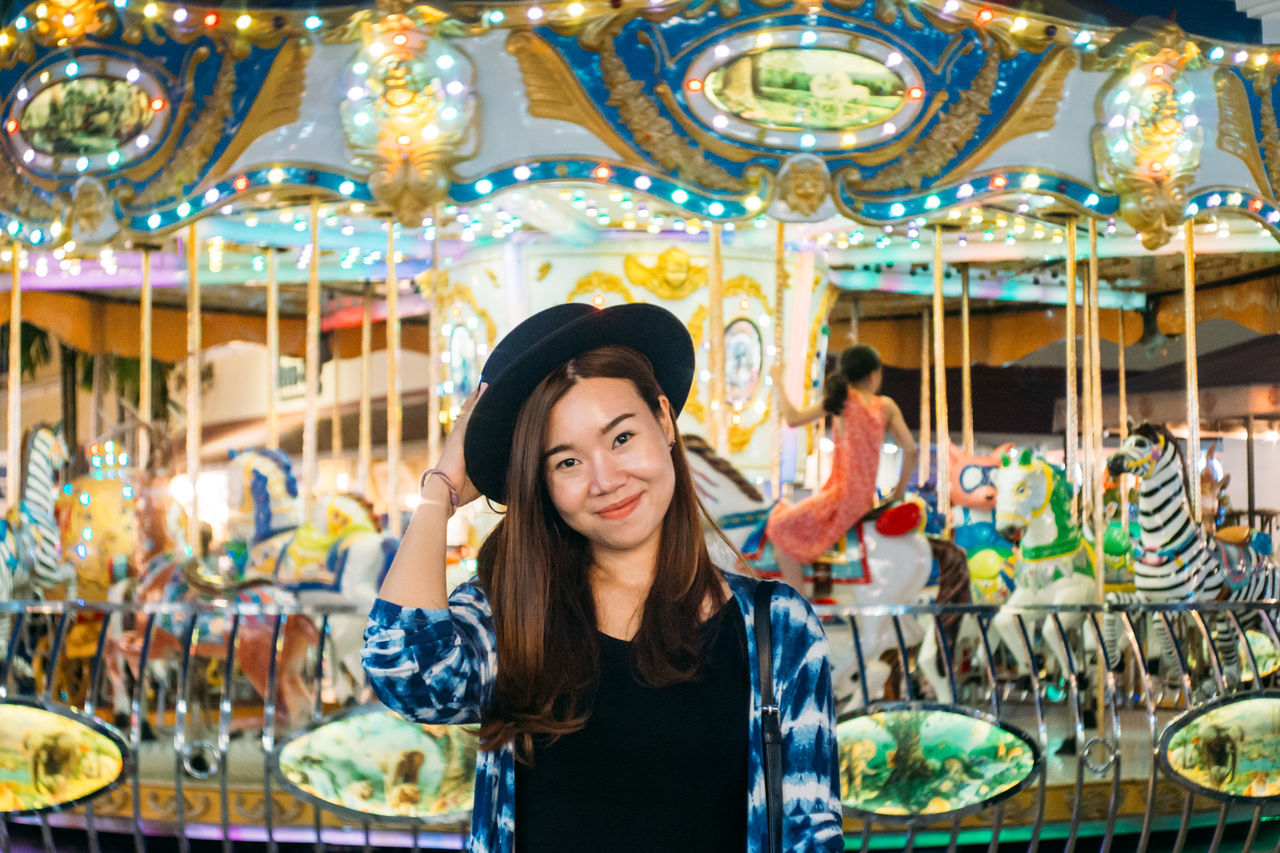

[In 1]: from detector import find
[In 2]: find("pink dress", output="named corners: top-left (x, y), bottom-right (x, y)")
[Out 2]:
top-left (765, 391), bottom-right (887, 563)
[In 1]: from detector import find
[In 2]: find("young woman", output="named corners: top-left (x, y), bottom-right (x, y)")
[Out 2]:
top-left (766, 344), bottom-right (918, 591)
top-left (363, 303), bottom-right (843, 853)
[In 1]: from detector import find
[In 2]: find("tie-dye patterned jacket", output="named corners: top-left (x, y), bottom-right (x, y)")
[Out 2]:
top-left (362, 570), bottom-right (844, 852)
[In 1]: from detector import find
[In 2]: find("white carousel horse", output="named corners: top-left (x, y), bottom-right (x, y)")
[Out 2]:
top-left (683, 435), bottom-right (933, 702)
top-left (989, 449), bottom-right (1097, 683)
top-left (1103, 422), bottom-right (1276, 688)
top-left (225, 448), bottom-right (399, 703)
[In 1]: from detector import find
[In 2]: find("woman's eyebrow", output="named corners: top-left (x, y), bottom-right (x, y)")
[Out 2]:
top-left (542, 413), bottom-right (636, 462)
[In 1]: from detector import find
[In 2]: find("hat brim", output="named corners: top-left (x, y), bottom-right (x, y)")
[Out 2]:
top-left (464, 303), bottom-right (694, 504)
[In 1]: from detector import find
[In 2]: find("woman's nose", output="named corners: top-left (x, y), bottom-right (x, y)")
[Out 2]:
top-left (590, 453), bottom-right (627, 493)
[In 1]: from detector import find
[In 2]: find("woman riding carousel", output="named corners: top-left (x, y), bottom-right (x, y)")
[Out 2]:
top-left (766, 344), bottom-right (918, 593)
top-left (363, 302), bottom-right (843, 852)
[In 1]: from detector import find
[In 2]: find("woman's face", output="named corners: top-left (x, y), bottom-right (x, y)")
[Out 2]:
top-left (542, 377), bottom-right (677, 562)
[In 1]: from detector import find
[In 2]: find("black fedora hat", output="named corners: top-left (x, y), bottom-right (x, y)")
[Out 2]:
top-left (463, 302), bottom-right (694, 504)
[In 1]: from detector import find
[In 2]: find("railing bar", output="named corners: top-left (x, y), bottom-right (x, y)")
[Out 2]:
top-left (81, 605), bottom-right (113, 853)
top-left (903, 824), bottom-right (917, 853)
top-left (984, 803), bottom-right (1004, 853)
top-left (37, 814), bottom-right (52, 853)
top-left (411, 821), bottom-right (422, 853)
top-left (891, 615), bottom-right (915, 701)
top-left (1205, 803), bottom-right (1229, 853)
top-left (1050, 613), bottom-right (1084, 853)
top-left (41, 610), bottom-right (71, 704)
top-left (946, 815), bottom-right (960, 853)
top-left (1015, 614), bottom-right (1047, 853)
top-left (1087, 613), bottom-right (1123, 853)
top-left (858, 822), bottom-right (871, 853)
top-left (1240, 806), bottom-right (1262, 853)
top-left (173, 611), bottom-right (198, 853)
top-left (1187, 610), bottom-right (1228, 696)
top-left (363, 819), bottom-right (372, 853)
top-left (931, 612), bottom-right (959, 704)
top-left (312, 615), bottom-right (330, 853)
top-left (1119, 611), bottom-right (1158, 853)
top-left (1255, 610), bottom-right (1280, 688)
top-left (218, 612), bottom-right (242, 853)
top-left (975, 614), bottom-right (1001, 719)
top-left (130, 613), bottom-right (157, 853)
top-left (263, 612), bottom-right (287, 853)
top-left (1226, 611), bottom-right (1261, 690)
top-left (0, 812), bottom-right (10, 853)
top-left (1171, 790), bottom-right (1194, 853)
top-left (848, 614), bottom-right (871, 708)
top-left (0, 611), bottom-right (28, 697)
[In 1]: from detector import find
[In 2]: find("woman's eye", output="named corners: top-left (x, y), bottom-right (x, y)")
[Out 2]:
top-left (554, 458), bottom-right (577, 471)
top-left (614, 431), bottom-right (634, 447)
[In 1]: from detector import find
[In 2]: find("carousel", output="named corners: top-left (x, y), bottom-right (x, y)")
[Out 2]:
top-left (0, 0), bottom-right (1278, 848)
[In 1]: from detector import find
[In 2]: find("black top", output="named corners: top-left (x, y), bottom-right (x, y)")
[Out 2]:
top-left (514, 601), bottom-right (750, 852)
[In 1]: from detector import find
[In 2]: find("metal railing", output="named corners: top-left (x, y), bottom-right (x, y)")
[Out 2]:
top-left (1, 597), bottom-right (1280, 852)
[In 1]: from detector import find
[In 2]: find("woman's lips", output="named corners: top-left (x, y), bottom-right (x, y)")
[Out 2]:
top-left (597, 494), bottom-right (642, 520)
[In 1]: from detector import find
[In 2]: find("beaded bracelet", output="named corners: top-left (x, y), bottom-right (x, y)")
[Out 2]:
top-left (419, 469), bottom-right (460, 510)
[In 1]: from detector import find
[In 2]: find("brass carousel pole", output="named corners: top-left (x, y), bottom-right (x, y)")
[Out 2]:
top-left (330, 296), bottom-right (343, 468)
top-left (386, 221), bottom-right (403, 536)
top-left (1088, 217), bottom-right (1107, 743)
top-left (770, 222), bottom-right (787, 494)
top-left (1117, 310), bottom-right (1129, 530)
top-left (1065, 219), bottom-right (1079, 511)
top-left (426, 212), bottom-right (440, 477)
top-left (932, 227), bottom-right (950, 528)
top-left (919, 311), bottom-right (930, 490)
top-left (303, 200), bottom-right (321, 526)
top-left (7, 242), bottom-right (20, 510)
top-left (138, 248), bottom-right (152, 469)
top-left (960, 264), bottom-right (974, 455)
top-left (1183, 220), bottom-right (1201, 525)
top-left (358, 284), bottom-right (373, 492)
top-left (708, 223), bottom-right (726, 454)
top-left (266, 248), bottom-right (279, 450)
top-left (185, 227), bottom-right (201, 551)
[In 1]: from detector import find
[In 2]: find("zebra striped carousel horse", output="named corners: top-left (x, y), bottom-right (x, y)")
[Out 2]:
top-left (1104, 422), bottom-right (1276, 688)
top-left (0, 424), bottom-right (77, 665)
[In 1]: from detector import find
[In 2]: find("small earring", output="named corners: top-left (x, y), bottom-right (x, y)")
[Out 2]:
top-left (668, 439), bottom-right (675, 448)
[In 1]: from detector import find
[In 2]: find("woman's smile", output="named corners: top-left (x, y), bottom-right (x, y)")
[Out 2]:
top-left (597, 493), bottom-right (643, 520)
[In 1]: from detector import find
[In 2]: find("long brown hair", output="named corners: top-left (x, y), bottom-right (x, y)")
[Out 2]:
top-left (475, 345), bottom-right (730, 758)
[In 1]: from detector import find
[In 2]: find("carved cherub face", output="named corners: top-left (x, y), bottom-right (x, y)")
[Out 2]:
top-left (781, 160), bottom-right (828, 216)
top-left (658, 248), bottom-right (690, 288)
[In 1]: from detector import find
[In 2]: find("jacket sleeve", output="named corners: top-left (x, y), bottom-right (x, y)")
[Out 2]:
top-left (772, 586), bottom-right (845, 851)
top-left (361, 579), bottom-right (496, 725)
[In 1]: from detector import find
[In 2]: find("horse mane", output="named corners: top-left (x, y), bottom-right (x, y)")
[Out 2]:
top-left (1134, 421), bottom-right (1194, 514)
top-left (331, 492), bottom-right (381, 532)
top-left (681, 434), bottom-right (763, 503)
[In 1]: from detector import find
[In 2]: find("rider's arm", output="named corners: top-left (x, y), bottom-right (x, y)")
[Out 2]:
top-left (883, 397), bottom-right (917, 502)
top-left (775, 383), bottom-right (826, 428)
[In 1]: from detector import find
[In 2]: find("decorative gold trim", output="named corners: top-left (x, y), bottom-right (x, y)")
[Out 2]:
top-left (122, 46), bottom-right (222, 194)
top-left (506, 30), bottom-right (649, 168)
top-left (623, 248), bottom-right (707, 300)
top-left (937, 46), bottom-right (1079, 185)
top-left (566, 270), bottom-right (636, 303)
top-left (535, 261), bottom-right (552, 281)
top-left (844, 50), bottom-right (1001, 193)
top-left (437, 280), bottom-right (498, 347)
top-left (1216, 68), bottom-right (1271, 200)
top-left (204, 39), bottom-right (310, 185)
top-left (846, 92), bottom-right (948, 168)
top-left (652, 83), bottom-right (758, 164)
top-left (597, 29), bottom-right (746, 192)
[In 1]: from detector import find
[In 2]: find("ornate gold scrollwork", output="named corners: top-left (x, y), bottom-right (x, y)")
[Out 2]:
top-left (1215, 68), bottom-right (1273, 200)
top-left (937, 46), bottom-right (1079, 185)
top-left (437, 280), bottom-right (498, 346)
top-left (566, 270), bottom-right (636, 304)
top-left (623, 247), bottom-right (707, 300)
top-left (130, 48), bottom-right (237, 206)
top-left (845, 50), bottom-right (1000, 193)
top-left (507, 31), bottom-right (648, 167)
top-left (596, 29), bottom-right (747, 192)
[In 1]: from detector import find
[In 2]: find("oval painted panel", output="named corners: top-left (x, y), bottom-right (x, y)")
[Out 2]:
top-left (273, 705), bottom-right (475, 823)
top-left (724, 317), bottom-right (762, 406)
top-left (0, 700), bottom-right (126, 815)
top-left (1159, 691), bottom-right (1280, 801)
top-left (838, 703), bottom-right (1039, 822)
top-left (19, 77), bottom-right (154, 156)
top-left (1240, 630), bottom-right (1279, 682)
top-left (705, 48), bottom-right (906, 133)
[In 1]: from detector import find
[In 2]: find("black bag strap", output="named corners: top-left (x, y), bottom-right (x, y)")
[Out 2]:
top-left (754, 580), bottom-right (783, 853)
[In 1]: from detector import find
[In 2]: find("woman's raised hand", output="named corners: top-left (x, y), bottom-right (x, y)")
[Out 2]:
top-left (427, 382), bottom-right (486, 509)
